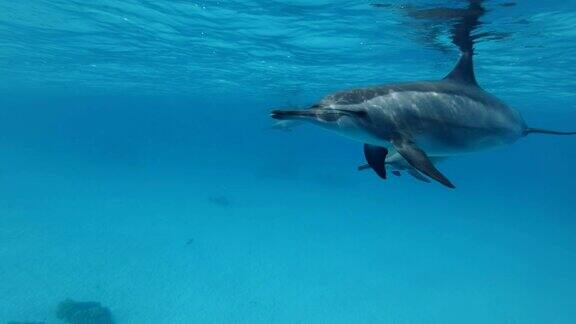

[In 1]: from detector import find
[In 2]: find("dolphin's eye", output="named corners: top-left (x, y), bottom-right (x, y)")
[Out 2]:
top-left (310, 104), bottom-right (321, 108)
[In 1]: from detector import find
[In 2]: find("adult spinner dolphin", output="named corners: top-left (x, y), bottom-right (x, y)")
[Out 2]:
top-left (270, 51), bottom-right (576, 188)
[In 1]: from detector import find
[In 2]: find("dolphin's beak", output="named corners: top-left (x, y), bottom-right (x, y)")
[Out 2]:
top-left (270, 109), bottom-right (315, 120)
top-left (271, 108), bottom-right (367, 122)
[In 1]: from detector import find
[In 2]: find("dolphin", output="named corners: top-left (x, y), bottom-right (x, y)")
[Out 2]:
top-left (271, 51), bottom-right (576, 189)
top-left (269, 2), bottom-right (576, 188)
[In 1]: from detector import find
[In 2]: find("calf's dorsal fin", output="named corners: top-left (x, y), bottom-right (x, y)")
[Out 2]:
top-left (443, 51), bottom-right (478, 87)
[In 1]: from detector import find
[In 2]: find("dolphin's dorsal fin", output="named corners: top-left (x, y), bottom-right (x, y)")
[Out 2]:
top-left (443, 51), bottom-right (478, 87)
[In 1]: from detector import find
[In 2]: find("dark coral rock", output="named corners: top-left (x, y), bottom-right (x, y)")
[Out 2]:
top-left (56, 299), bottom-right (115, 324)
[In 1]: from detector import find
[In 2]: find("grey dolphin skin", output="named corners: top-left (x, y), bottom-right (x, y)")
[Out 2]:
top-left (270, 1), bottom-right (576, 189)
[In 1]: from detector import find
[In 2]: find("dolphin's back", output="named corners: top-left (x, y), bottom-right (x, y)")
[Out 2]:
top-left (322, 80), bottom-right (496, 108)
top-left (322, 80), bottom-right (526, 155)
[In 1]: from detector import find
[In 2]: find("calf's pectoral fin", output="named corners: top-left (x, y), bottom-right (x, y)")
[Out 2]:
top-left (392, 138), bottom-right (455, 189)
top-left (363, 144), bottom-right (388, 179)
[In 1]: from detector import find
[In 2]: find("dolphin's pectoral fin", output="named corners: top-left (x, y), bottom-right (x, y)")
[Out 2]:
top-left (392, 138), bottom-right (455, 189)
top-left (363, 144), bottom-right (388, 179)
top-left (407, 169), bottom-right (432, 183)
top-left (392, 170), bottom-right (401, 177)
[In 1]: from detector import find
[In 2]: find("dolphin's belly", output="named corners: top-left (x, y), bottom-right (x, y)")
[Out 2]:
top-left (365, 90), bottom-right (526, 155)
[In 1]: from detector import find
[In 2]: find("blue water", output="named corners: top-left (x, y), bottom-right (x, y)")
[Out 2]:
top-left (1, 1), bottom-right (576, 323)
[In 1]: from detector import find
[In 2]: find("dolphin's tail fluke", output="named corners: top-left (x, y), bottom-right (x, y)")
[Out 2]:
top-left (524, 128), bottom-right (576, 136)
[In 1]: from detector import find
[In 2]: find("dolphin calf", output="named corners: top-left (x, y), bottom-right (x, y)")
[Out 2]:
top-left (358, 152), bottom-right (445, 184)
